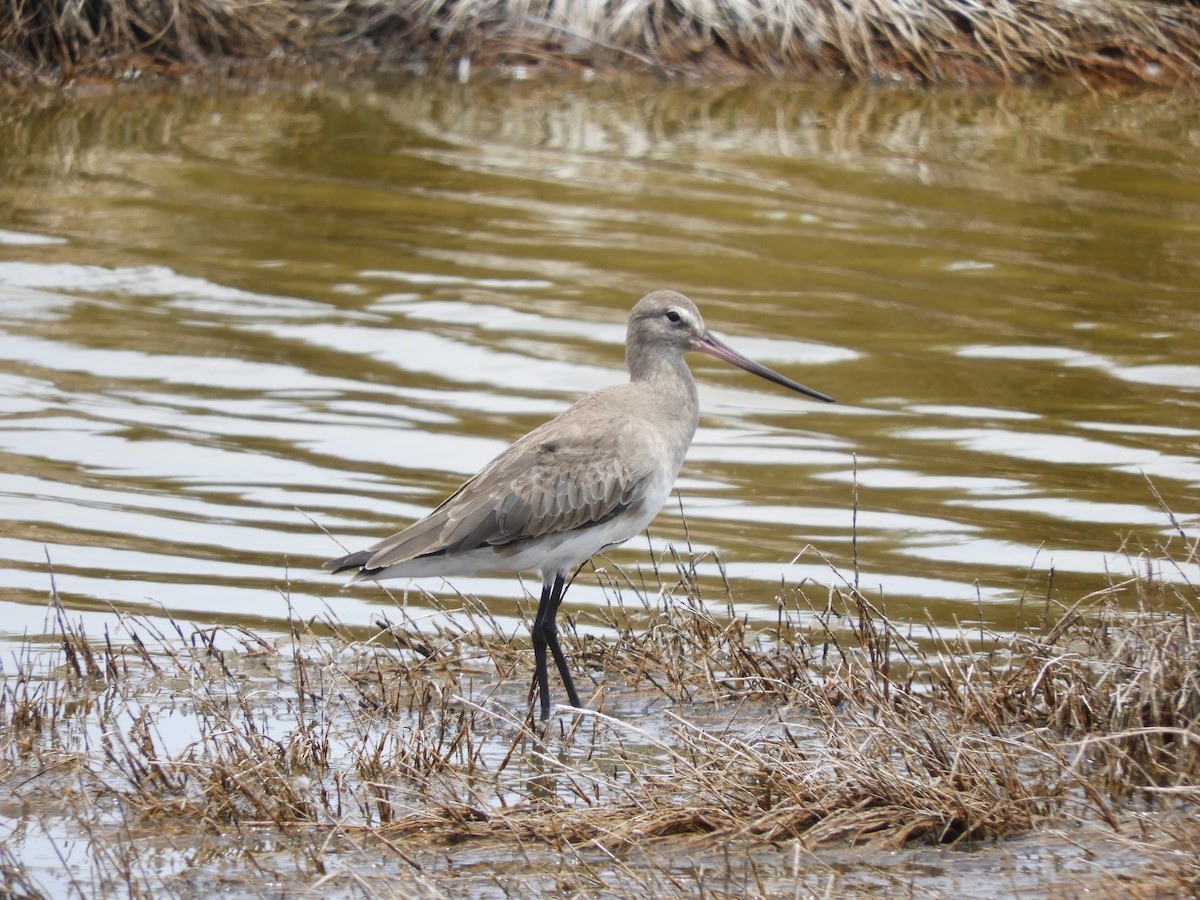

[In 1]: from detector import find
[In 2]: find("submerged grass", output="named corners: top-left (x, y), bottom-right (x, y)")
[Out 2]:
top-left (3, 0), bottom-right (1200, 85)
top-left (1, 534), bottom-right (1198, 896)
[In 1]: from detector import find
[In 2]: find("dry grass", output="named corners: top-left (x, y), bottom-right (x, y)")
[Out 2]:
top-left (355, 0), bottom-right (1200, 84)
top-left (0, 0), bottom-right (286, 81)
top-left (1, 533), bottom-right (1198, 896)
top-left (3, 0), bottom-right (1200, 85)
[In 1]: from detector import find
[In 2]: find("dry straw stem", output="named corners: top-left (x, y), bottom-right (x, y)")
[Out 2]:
top-left (2, 535), bottom-right (1200, 894)
top-left (3, 0), bottom-right (1200, 84)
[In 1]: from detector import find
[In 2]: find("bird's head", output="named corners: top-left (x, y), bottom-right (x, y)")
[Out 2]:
top-left (626, 290), bottom-right (834, 403)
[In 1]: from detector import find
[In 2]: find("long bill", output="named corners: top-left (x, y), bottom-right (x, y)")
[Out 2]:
top-left (696, 331), bottom-right (835, 404)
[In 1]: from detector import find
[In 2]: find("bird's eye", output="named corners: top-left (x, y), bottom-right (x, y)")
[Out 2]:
top-left (666, 309), bottom-right (682, 324)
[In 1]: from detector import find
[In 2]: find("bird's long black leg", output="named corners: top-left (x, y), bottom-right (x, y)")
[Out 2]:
top-left (543, 572), bottom-right (582, 712)
top-left (531, 578), bottom-right (555, 721)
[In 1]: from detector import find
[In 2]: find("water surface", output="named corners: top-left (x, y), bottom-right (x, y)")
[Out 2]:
top-left (1, 79), bottom-right (1197, 651)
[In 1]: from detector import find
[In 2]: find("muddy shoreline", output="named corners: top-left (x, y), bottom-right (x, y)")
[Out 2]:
top-left (3, 544), bottom-right (1199, 896)
top-left (4, 0), bottom-right (1200, 87)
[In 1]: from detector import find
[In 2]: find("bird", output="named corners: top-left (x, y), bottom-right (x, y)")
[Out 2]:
top-left (325, 290), bottom-right (834, 720)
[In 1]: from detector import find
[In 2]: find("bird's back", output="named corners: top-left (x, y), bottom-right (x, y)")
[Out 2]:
top-left (327, 378), bottom-right (699, 582)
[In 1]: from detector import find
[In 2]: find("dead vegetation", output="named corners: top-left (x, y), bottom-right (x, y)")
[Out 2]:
top-left (0, 0), bottom-right (285, 81)
top-left (3, 0), bottom-right (1200, 86)
top-left (1, 534), bottom-right (1198, 896)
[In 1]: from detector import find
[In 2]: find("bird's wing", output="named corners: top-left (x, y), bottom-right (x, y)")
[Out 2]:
top-left (345, 407), bottom-right (656, 572)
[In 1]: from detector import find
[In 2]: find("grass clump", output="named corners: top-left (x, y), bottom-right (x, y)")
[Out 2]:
top-left (3, 0), bottom-right (1200, 85)
top-left (0, 537), bottom-right (1198, 896)
top-left (0, 0), bottom-right (285, 80)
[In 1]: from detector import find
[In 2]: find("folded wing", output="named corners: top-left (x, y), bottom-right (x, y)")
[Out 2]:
top-left (325, 406), bottom-right (654, 576)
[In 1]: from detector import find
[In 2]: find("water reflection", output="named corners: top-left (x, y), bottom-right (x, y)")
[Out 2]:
top-left (0, 80), bottom-right (1197, 652)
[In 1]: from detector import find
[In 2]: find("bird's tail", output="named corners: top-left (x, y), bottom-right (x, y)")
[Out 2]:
top-left (323, 548), bottom-right (375, 576)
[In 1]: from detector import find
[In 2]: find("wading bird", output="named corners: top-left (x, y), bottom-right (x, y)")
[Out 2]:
top-left (326, 290), bottom-right (834, 719)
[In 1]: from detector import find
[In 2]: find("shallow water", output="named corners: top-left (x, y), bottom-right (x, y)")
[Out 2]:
top-left (1, 77), bottom-right (1198, 652)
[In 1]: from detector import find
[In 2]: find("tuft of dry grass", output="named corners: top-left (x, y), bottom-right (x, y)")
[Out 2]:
top-left (1, 532), bottom-right (1199, 895)
top-left (0, 0), bottom-right (285, 82)
top-left (352, 0), bottom-right (1200, 84)
top-left (3, 0), bottom-right (1200, 85)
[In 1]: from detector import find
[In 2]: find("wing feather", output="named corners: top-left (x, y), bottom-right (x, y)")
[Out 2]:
top-left (348, 400), bottom-right (656, 573)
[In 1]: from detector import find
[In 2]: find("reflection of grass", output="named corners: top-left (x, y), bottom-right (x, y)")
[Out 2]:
top-left (2, 540), bottom-right (1199, 896)
top-left (3, 0), bottom-right (1199, 85)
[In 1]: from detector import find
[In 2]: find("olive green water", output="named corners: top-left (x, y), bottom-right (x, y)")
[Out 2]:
top-left (1, 77), bottom-right (1198, 648)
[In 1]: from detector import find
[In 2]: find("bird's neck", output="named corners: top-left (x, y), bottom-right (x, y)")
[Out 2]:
top-left (628, 342), bottom-right (689, 383)
top-left (627, 350), bottom-right (699, 423)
